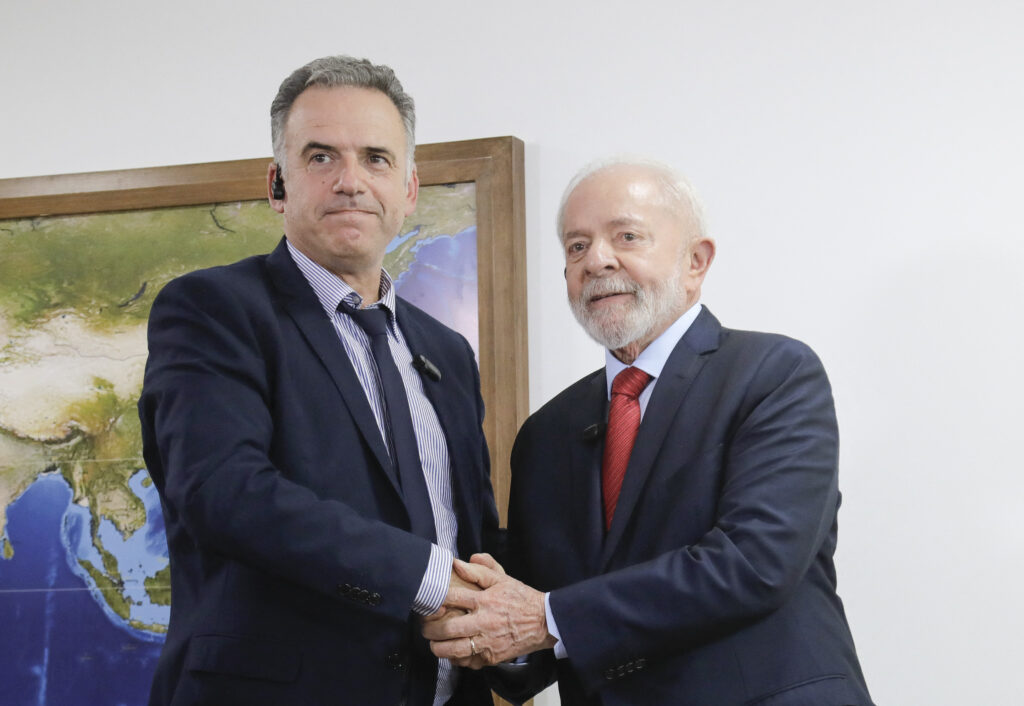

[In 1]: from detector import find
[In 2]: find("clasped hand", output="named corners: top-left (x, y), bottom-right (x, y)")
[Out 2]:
top-left (421, 554), bottom-right (555, 668)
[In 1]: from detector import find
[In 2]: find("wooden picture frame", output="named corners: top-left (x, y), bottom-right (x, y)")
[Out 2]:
top-left (0, 136), bottom-right (528, 527)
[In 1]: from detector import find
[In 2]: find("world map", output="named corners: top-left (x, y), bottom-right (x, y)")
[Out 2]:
top-left (0, 183), bottom-right (478, 705)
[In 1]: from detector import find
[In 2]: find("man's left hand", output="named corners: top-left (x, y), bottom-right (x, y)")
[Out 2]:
top-left (422, 558), bottom-right (556, 668)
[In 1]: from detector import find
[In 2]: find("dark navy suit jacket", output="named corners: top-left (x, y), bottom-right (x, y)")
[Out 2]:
top-left (138, 239), bottom-right (499, 706)
top-left (504, 308), bottom-right (872, 706)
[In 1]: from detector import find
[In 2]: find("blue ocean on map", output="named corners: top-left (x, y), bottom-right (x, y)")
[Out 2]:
top-left (393, 225), bottom-right (479, 356)
top-left (0, 472), bottom-right (166, 705)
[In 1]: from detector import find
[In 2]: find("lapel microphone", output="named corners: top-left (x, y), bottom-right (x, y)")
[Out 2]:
top-left (582, 423), bottom-right (606, 442)
top-left (412, 354), bottom-right (442, 382)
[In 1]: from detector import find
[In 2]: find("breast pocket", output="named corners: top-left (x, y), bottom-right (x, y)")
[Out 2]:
top-left (747, 674), bottom-right (858, 706)
top-left (184, 633), bottom-right (302, 683)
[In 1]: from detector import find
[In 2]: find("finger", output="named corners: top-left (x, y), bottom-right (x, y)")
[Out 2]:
top-left (451, 654), bottom-right (489, 669)
top-left (421, 606), bottom-right (448, 622)
top-left (428, 634), bottom-right (476, 661)
top-left (422, 611), bottom-right (477, 641)
top-left (454, 559), bottom-right (503, 589)
top-left (442, 585), bottom-right (481, 612)
top-left (469, 553), bottom-right (506, 574)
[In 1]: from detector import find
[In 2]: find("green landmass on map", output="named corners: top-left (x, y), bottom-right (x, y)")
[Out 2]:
top-left (0, 183), bottom-right (475, 632)
top-left (145, 565), bottom-right (172, 607)
top-left (386, 182), bottom-right (475, 277)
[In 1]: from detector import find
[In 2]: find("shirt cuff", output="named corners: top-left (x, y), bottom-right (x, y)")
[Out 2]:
top-left (411, 544), bottom-right (453, 616)
top-left (545, 592), bottom-right (567, 659)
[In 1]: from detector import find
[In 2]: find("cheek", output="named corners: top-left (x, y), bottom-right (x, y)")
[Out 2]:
top-left (564, 267), bottom-right (585, 299)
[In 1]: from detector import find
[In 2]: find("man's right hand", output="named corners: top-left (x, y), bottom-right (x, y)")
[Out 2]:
top-left (423, 554), bottom-right (505, 624)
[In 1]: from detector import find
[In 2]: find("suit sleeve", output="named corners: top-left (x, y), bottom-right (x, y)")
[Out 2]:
top-left (139, 273), bottom-right (433, 620)
top-left (546, 339), bottom-right (841, 691)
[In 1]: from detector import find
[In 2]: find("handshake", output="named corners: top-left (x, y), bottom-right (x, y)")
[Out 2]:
top-left (422, 554), bottom-right (557, 668)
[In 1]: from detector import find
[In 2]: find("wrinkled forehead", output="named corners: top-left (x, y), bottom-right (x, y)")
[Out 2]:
top-left (577, 164), bottom-right (675, 205)
top-left (562, 166), bottom-right (687, 235)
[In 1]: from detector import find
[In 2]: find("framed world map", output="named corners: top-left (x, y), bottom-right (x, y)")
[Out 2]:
top-left (0, 137), bottom-right (527, 705)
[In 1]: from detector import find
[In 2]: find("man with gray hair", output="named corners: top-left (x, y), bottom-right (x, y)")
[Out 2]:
top-left (425, 160), bottom-right (873, 705)
top-left (140, 55), bottom-right (499, 705)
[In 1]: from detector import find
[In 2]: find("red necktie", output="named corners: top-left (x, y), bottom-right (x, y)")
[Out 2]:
top-left (601, 366), bottom-right (652, 530)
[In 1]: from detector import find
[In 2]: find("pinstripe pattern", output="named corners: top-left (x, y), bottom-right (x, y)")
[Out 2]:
top-left (288, 242), bottom-right (458, 706)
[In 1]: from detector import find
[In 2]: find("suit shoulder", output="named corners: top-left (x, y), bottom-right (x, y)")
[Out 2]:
top-left (395, 296), bottom-right (471, 347)
top-left (522, 368), bottom-right (603, 427)
top-left (711, 326), bottom-right (833, 404)
top-left (149, 254), bottom-right (276, 332)
top-left (718, 325), bottom-right (823, 365)
top-left (160, 253), bottom-right (268, 294)
top-left (153, 254), bottom-right (271, 311)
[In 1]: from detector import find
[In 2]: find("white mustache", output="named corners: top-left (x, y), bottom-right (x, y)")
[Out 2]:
top-left (581, 277), bottom-right (641, 303)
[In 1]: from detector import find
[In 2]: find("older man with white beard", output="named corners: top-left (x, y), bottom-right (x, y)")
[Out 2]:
top-left (424, 159), bottom-right (874, 706)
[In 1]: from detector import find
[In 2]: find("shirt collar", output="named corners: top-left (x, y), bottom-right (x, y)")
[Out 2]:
top-left (286, 239), bottom-right (398, 326)
top-left (605, 302), bottom-right (702, 399)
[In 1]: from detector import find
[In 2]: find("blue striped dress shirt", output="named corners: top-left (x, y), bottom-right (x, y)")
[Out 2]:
top-left (287, 242), bottom-right (458, 706)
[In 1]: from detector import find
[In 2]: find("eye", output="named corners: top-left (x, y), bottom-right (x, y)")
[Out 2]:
top-left (565, 241), bottom-right (587, 256)
top-left (622, 231), bottom-right (638, 241)
top-left (310, 153), bottom-right (332, 165)
top-left (367, 153), bottom-right (392, 168)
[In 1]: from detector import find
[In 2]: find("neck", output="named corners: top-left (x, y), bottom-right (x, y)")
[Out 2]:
top-left (610, 313), bottom-right (677, 365)
top-left (339, 269), bottom-right (383, 307)
top-left (610, 294), bottom-right (701, 365)
top-left (610, 341), bottom-right (644, 365)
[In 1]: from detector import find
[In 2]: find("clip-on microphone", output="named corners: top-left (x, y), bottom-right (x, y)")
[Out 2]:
top-left (413, 354), bottom-right (442, 382)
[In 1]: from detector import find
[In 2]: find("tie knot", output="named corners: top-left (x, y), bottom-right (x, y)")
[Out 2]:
top-left (341, 302), bottom-right (390, 338)
top-left (611, 367), bottom-right (651, 400)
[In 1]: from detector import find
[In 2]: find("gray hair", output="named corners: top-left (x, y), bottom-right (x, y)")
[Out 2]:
top-left (270, 55), bottom-right (416, 175)
top-left (556, 157), bottom-right (707, 242)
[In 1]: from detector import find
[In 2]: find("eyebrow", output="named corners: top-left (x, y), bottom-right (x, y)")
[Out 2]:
top-left (562, 228), bottom-right (591, 240)
top-left (563, 216), bottom-right (644, 239)
top-left (607, 217), bottom-right (644, 228)
top-left (299, 142), bottom-right (399, 165)
top-left (300, 141), bottom-right (337, 156)
top-left (365, 145), bottom-right (399, 163)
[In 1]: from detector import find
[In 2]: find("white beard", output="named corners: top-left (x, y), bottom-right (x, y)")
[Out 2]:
top-left (569, 274), bottom-right (684, 350)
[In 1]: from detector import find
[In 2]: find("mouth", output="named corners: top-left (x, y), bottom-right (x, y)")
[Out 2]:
top-left (324, 208), bottom-right (376, 217)
top-left (588, 291), bottom-right (633, 306)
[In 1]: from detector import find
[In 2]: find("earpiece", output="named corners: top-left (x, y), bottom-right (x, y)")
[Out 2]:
top-left (271, 165), bottom-right (286, 200)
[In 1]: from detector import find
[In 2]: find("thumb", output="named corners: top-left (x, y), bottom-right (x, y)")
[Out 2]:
top-left (469, 552), bottom-right (506, 574)
top-left (454, 558), bottom-right (504, 589)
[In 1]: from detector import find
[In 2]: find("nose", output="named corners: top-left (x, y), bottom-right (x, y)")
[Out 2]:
top-left (331, 155), bottom-right (365, 195)
top-left (582, 238), bottom-right (618, 275)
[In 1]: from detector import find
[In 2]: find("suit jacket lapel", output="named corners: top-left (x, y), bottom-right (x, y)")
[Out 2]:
top-left (573, 371), bottom-right (610, 576)
top-left (265, 240), bottom-right (400, 495)
top-left (600, 308), bottom-right (723, 569)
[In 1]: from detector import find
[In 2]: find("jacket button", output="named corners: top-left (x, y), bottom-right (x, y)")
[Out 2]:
top-left (386, 652), bottom-right (406, 671)
top-left (336, 583), bottom-right (351, 596)
top-left (370, 592), bottom-right (382, 606)
top-left (603, 668), bottom-right (617, 680)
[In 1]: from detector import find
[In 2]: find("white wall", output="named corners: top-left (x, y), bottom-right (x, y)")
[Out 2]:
top-left (4, 2), bottom-right (1022, 703)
